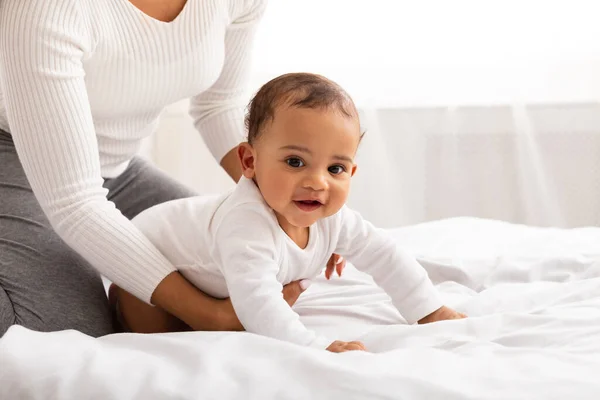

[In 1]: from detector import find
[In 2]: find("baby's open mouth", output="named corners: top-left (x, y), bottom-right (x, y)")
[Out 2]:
top-left (294, 200), bottom-right (323, 212)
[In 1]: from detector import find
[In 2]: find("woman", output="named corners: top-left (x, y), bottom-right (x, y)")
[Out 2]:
top-left (0, 0), bottom-right (343, 337)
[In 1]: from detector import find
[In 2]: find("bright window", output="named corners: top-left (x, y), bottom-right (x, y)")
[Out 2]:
top-left (251, 0), bottom-right (600, 106)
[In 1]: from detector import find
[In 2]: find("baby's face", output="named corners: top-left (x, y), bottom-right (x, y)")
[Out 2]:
top-left (249, 106), bottom-right (361, 230)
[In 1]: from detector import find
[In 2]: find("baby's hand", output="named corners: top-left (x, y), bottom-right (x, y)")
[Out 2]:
top-left (325, 254), bottom-right (346, 279)
top-left (326, 340), bottom-right (367, 353)
top-left (418, 306), bottom-right (467, 324)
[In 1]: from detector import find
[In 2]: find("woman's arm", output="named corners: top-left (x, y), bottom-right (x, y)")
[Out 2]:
top-left (220, 147), bottom-right (243, 182)
top-left (0, 0), bottom-right (263, 331)
top-left (138, 268), bottom-right (312, 332)
top-left (150, 272), bottom-right (237, 330)
top-left (189, 0), bottom-right (267, 170)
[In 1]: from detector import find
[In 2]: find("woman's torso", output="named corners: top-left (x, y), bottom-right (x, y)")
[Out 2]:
top-left (0, 0), bottom-right (235, 176)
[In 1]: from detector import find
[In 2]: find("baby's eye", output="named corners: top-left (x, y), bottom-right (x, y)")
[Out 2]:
top-left (328, 165), bottom-right (346, 175)
top-left (286, 158), bottom-right (305, 168)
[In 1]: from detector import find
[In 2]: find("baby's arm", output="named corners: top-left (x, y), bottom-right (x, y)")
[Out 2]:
top-left (334, 206), bottom-right (445, 324)
top-left (214, 209), bottom-right (332, 349)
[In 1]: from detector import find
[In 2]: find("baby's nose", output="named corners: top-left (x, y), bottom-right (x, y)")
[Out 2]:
top-left (304, 172), bottom-right (328, 191)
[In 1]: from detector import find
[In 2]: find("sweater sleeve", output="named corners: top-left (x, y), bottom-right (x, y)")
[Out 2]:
top-left (213, 207), bottom-right (332, 349)
top-left (0, 0), bottom-right (175, 303)
top-left (189, 0), bottom-right (267, 162)
top-left (334, 207), bottom-right (443, 324)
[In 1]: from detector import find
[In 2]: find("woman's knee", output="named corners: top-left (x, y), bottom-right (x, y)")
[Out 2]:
top-left (0, 219), bottom-right (114, 337)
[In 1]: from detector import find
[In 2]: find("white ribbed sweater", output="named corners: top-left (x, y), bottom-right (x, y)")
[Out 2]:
top-left (0, 0), bottom-right (266, 303)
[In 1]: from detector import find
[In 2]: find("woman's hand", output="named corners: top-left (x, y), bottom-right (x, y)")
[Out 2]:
top-left (217, 279), bottom-right (314, 331)
top-left (325, 253), bottom-right (346, 280)
top-left (220, 146), bottom-right (243, 182)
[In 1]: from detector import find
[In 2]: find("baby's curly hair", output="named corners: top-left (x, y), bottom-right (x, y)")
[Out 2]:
top-left (245, 73), bottom-right (360, 144)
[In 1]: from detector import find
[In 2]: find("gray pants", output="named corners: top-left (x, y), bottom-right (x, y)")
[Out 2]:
top-left (0, 128), bottom-right (196, 337)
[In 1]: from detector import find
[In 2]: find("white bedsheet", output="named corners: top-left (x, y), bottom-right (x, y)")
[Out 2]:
top-left (2, 217), bottom-right (600, 399)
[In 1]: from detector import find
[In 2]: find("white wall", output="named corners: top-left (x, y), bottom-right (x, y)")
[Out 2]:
top-left (250, 0), bottom-right (600, 107)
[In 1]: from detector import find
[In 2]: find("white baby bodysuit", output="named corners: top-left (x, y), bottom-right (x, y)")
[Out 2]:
top-left (133, 177), bottom-right (443, 349)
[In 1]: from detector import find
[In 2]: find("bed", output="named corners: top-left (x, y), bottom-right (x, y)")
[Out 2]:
top-left (2, 217), bottom-right (600, 399)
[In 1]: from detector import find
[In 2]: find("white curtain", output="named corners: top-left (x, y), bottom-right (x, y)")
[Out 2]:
top-left (351, 104), bottom-right (600, 228)
top-left (145, 0), bottom-right (600, 228)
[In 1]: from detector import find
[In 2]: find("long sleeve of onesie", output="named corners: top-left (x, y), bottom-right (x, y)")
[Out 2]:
top-left (334, 206), bottom-right (443, 324)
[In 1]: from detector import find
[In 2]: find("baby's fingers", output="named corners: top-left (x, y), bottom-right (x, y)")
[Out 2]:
top-left (325, 257), bottom-right (334, 280)
top-left (345, 341), bottom-right (366, 351)
top-left (325, 254), bottom-right (345, 280)
top-left (335, 256), bottom-right (345, 277)
top-left (327, 340), bottom-right (367, 353)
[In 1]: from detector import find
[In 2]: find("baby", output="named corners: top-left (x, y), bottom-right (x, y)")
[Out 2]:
top-left (122, 73), bottom-right (465, 352)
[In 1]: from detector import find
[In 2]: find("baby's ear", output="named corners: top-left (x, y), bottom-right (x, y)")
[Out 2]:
top-left (237, 142), bottom-right (256, 178)
top-left (351, 164), bottom-right (358, 177)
